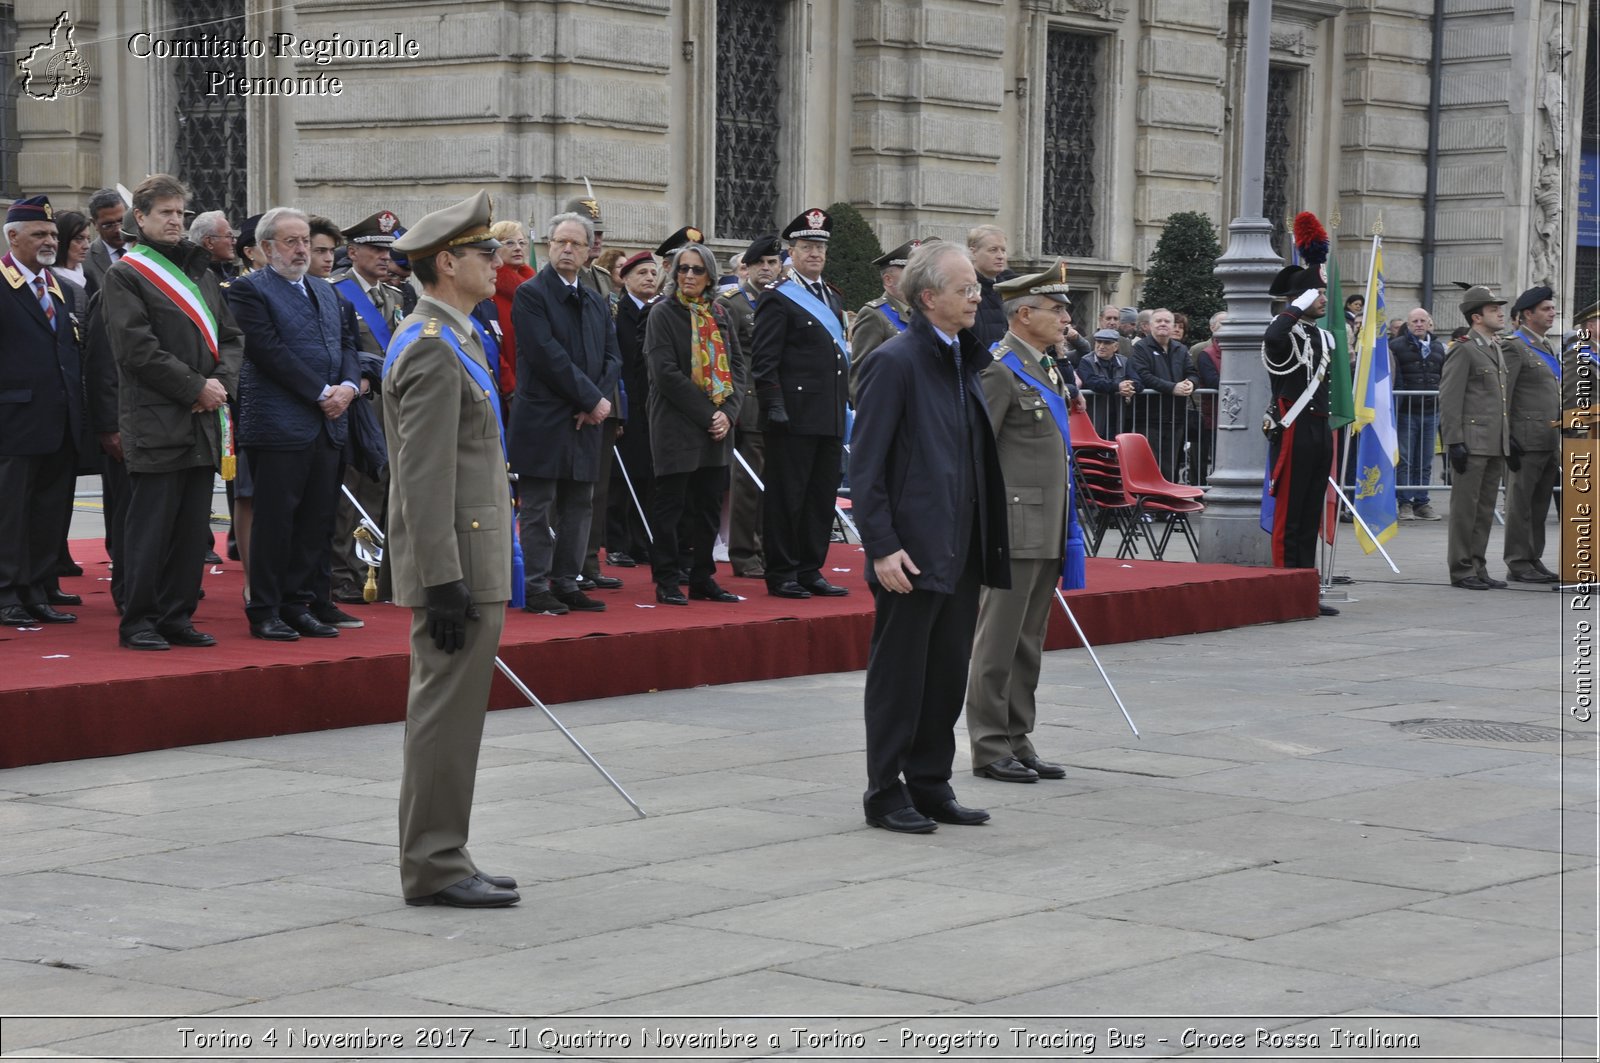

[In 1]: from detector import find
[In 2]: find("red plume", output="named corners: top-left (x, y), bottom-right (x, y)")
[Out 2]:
top-left (1292, 211), bottom-right (1329, 266)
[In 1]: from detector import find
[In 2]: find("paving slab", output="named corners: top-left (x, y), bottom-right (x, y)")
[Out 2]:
top-left (1272, 835), bottom-right (1569, 892)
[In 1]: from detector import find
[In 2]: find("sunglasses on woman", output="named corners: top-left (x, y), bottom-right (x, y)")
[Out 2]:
top-left (676, 264), bottom-right (707, 276)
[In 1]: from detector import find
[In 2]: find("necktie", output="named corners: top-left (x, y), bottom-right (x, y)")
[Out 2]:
top-left (369, 285), bottom-right (382, 307)
top-left (951, 340), bottom-right (967, 416)
top-left (34, 277), bottom-right (54, 329)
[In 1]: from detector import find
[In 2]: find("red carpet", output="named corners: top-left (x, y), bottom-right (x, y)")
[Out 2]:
top-left (0, 536), bottom-right (1316, 768)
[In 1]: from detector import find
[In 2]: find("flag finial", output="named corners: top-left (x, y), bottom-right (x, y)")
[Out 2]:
top-left (1370, 212), bottom-right (1384, 237)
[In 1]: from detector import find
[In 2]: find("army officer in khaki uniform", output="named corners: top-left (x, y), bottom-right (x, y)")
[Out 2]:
top-left (1439, 285), bottom-right (1521, 590)
top-left (965, 263), bottom-right (1080, 784)
top-left (384, 191), bottom-right (520, 908)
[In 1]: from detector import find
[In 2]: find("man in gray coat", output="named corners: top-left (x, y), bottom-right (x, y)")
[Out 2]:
top-left (1503, 285), bottom-right (1562, 583)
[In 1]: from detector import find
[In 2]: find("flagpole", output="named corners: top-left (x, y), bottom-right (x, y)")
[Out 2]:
top-left (1327, 476), bottom-right (1401, 573)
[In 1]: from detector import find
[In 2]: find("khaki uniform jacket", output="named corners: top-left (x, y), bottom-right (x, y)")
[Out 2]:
top-left (848, 293), bottom-right (910, 404)
top-left (978, 331), bottom-right (1071, 561)
top-left (1505, 331), bottom-right (1561, 453)
top-left (329, 267), bottom-right (405, 359)
top-left (716, 281), bottom-right (763, 430)
top-left (383, 295), bottom-right (514, 607)
top-left (1439, 331), bottom-right (1520, 456)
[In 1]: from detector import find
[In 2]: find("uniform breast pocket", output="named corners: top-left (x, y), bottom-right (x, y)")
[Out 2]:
top-left (466, 382), bottom-right (500, 440)
top-left (455, 504), bottom-right (502, 592)
top-left (1008, 484), bottom-right (1045, 551)
top-left (1016, 392), bottom-right (1052, 435)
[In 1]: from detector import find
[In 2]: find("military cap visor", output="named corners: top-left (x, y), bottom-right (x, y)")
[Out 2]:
top-left (995, 260), bottom-right (1074, 308)
top-left (1459, 285), bottom-right (1507, 317)
top-left (656, 226), bottom-right (704, 258)
top-left (873, 240), bottom-right (921, 270)
top-left (783, 208), bottom-right (832, 243)
top-left (343, 210), bottom-right (401, 246)
top-left (1510, 285), bottom-right (1554, 317)
top-left (393, 190), bottom-right (499, 258)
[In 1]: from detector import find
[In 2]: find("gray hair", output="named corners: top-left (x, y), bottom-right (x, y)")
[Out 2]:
top-left (659, 244), bottom-right (720, 298)
top-left (966, 223), bottom-right (1006, 250)
top-left (902, 242), bottom-right (967, 317)
top-left (547, 211), bottom-right (594, 244)
top-left (88, 187), bottom-right (123, 216)
top-left (1004, 295), bottom-right (1050, 319)
top-left (1208, 310), bottom-right (1227, 333)
top-left (255, 206), bottom-right (308, 245)
top-left (188, 210), bottom-right (231, 243)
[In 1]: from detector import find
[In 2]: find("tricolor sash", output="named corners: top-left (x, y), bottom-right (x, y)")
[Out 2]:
top-left (334, 276), bottom-right (395, 350)
top-left (775, 277), bottom-right (851, 369)
top-left (122, 246), bottom-right (220, 361)
top-left (996, 347), bottom-right (1086, 590)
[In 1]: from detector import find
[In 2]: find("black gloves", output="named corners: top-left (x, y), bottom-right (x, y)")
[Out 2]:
top-left (765, 405), bottom-right (790, 428)
top-left (1448, 443), bottom-right (1469, 475)
top-left (423, 580), bottom-right (478, 654)
top-left (1507, 440), bottom-right (1523, 473)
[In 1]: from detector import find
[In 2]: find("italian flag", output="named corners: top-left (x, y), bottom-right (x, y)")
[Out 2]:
top-left (122, 245), bottom-right (220, 361)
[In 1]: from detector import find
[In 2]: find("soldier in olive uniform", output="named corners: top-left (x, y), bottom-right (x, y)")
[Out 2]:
top-left (848, 240), bottom-right (920, 404)
top-left (1502, 285), bottom-right (1562, 583)
top-left (1439, 285), bottom-right (1521, 590)
top-left (384, 191), bottom-right (520, 908)
top-left (965, 264), bottom-right (1079, 784)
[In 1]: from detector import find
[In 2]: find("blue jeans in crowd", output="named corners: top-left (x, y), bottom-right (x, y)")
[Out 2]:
top-left (1397, 406), bottom-right (1439, 507)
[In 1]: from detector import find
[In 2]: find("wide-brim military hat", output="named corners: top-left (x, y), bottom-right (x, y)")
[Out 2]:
top-left (6, 195), bottom-right (52, 224)
top-left (743, 234), bottom-right (782, 263)
top-left (564, 194), bottom-right (604, 230)
top-left (342, 210), bottom-right (400, 246)
top-left (618, 249), bottom-right (655, 277)
top-left (1268, 263), bottom-right (1326, 299)
top-left (392, 191), bottom-right (499, 259)
top-left (872, 239), bottom-right (921, 269)
top-left (783, 208), bottom-right (831, 243)
top-left (996, 259), bottom-right (1073, 308)
top-left (1510, 284), bottom-right (1554, 318)
top-left (656, 225), bottom-right (704, 258)
top-left (1459, 284), bottom-right (1507, 318)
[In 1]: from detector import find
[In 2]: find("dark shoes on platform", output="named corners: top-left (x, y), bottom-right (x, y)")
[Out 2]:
top-left (800, 578), bottom-right (848, 597)
top-left (689, 581), bottom-right (741, 603)
top-left (557, 589), bottom-right (606, 612)
top-left (655, 585), bottom-right (689, 606)
top-left (867, 798), bottom-right (992, 833)
top-left (917, 799), bottom-right (991, 826)
top-left (579, 573), bottom-right (624, 591)
top-left (46, 589), bottom-right (82, 606)
top-left (120, 630), bottom-right (171, 651)
top-left (866, 807), bottom-right (939, 834)
top-left (522, 590), bottom-right (570, 615)
top-left (251, 616), bottom-right (302, 641)
top-left (23, 603), bottom-right (75, 624)
top-left (606, 551), bottom-right (638, 568)
top-left (161, 626), bottom-right (216, 648)
top-left (312, 603), bottom-right (365, 629)
top-left (204, 550), bottom-right (223, 564)
top-left (768, 580), bottom-right (812, 600)
top-left (284, 612), bottom-right (339, 638)
top-left (405, 873), bottom-right (520, 909)
top-left (977, 755), bottom-right (1039, 783)
top-left (1019, 754), bottom-right (1067, 779)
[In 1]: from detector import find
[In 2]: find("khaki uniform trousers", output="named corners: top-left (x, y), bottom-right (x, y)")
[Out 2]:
top-left (965, 556), bottom-right (1058, 770)
top-left (398, 601), bottom-right (506, 899)
top-left (1447, 455), bottom-right (1506, 583)
top-left (1503, 448), bottom-right (1558, 575)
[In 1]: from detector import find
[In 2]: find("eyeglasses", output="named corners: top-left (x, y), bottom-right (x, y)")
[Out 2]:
top-left (205, 233), bottom-right (237, 243)
top-left (955, 284), bottom-right (981, 299)
top-left (269, 236), bottom-right (312, 249)
top-left (95, 218), bottom-right (123, 231)
top-left (676, 265), bottom-right (708, 276)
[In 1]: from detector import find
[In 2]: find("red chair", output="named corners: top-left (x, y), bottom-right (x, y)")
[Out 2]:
top-left (1072, 452), bottom-right (1143, 559)
top-left (1069, 407), bottom-right (1118, 459)
top-left (1114, 432), bottom-right (1205, 560)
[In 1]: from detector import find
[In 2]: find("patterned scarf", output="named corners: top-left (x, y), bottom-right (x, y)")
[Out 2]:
top-left (678, 289), bottom-right (732, 405)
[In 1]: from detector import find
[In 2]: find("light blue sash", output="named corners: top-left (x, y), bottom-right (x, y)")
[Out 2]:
top-left (334, 277), bottom-right (394, 350)
top-left (775, 278), bottom-right (850, 369)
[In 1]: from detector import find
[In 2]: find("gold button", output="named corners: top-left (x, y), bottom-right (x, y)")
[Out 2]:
top-left (484, 389), bottom-right (491, 397)
top-left (471, 521), bottom-right (480, 529)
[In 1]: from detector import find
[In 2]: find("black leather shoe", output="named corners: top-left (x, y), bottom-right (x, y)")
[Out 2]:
top-left (588, 574), bottom-right (624, 590)
top-left (160, 626), bottom-right (216, 647)
top-left (333, 587), bottom-right (368, 604)
top-left (1318, 603), bottom-right (1341, 617)
top-left (478, 872), bottom-right (517, 890)
top-left (556, 589), bottom-right (606, 612)
top-left (1481, 576), bottom-right (1508, 589)
top-left (768, 580), bottom-right (812, 600)
top-left (799, 578), bottom-right (849, 597)
top-left (26, 604), bottom-right (76, 624)
top-left (1453, 576), bottom-right (1491, 590)
top-left (0, 604), bottom-right (38, 626)
top-left (916, 799), bottom-right (990, 825)
top-left (405, 873), bottom-right (520, 908)
top-left (284, 612), bottom-right (339, 638)
top-left (46, 589), bottom-right (82, 606)
top-left (975, 755), bottom-right (1039, 783)
top-left (312, 604), bottom-right (365, 629)
top-left (251, 616), bottom-right (301, 641)
top-left (655, 585), bottom-right (689, 606)
top-left (205, 549), bottom-right (223, 564)
top-left (1533, 561), bottom-right (1560, 580)
top-left (689, 582), bottom-right (741, 603)
top-left (1018, 754), bottom-right (1067, 779)
top-left (119, 630), bottom-right (171, 651)
top-left (866, 807), bottom-right (938, 834)
top-left (606, 551), bottom-right (638, 568)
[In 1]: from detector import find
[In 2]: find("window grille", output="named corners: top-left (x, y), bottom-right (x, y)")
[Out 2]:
top-left (170, 0), bottom-right (247, 221)
top-left (1264, 65), bottom-right (1298, 258)
top-left (1042, 29), bottom-right (1100, 258)
top-left (715, 0), bottom-right (786, 240)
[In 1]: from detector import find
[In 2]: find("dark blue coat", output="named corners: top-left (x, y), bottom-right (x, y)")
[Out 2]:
top-left (0, 257), bottom-right (82, 456)
top-left (851, 312), bottom-right (1010, 595)
top-left (751, 275), bottom-right (848, 437)
top-left (226, 268), bottom-right (359, 450)
top-left (507, 264), bottom-right (622, 481)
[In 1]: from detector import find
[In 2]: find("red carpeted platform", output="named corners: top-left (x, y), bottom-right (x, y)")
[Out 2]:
top-left (0, 536), bottom-right (1316, 768)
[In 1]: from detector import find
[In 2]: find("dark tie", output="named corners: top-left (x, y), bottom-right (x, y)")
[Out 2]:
top-left (951, 340), bottom-right (967, 415)
top-left (34, 277), bottom-right (55, 329)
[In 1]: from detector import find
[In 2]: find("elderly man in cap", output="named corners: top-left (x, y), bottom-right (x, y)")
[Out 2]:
top-left (0, 196), bottom-right (84, 627)
top-left (719, 234), bottom-right (783, 580)
top-left (383, 190), bottom-right (519, 908)
top-left (606, 249), bottom-right (661, 567)
top-left (1440, 285), bottom-right (1521, 589)
top-left (752, 208), bottom-right (851, 600)
top-left (1502, 285), bottom-right (1561, 583)
top-left (965, 262), bottom-right (1079, 785)
top-left (1079, 326), bottom-right (1143, 440)
top-left (848, 239), bottom-right (919, 403)
top-left (103, 175), bottom-right (245, 649)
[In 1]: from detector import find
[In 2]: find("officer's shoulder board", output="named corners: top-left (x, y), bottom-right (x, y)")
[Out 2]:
top-left (422, 317), bottom-right (442, 338)
top-left (863, 295), bottom-right (888, 309)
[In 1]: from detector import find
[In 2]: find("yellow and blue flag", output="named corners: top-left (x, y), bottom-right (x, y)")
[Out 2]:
top-left (1351, 236), bottom-right (1398, 552)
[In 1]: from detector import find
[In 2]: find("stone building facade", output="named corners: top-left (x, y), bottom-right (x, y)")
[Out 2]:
top-left (10, 0), bottom-right (1591, 327)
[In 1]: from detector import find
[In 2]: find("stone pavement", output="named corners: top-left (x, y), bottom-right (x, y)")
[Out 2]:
top-left (1, 504), bottom-right (1594, 1061)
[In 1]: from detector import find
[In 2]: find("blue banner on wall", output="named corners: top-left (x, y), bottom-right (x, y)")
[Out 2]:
top-left (1581, 150), bottom-right (1599, 248)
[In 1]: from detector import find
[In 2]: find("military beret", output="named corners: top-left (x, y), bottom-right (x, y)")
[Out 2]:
top-left (618, 249), bottom-right (655, 278)
top-left (782, 208), bottom-right (831, 243)
top-left (342, 210), bottom-right (401, 246)
top-left (564, 194), bottom-right (604, 230)
top-left (656, 225), bottom-right (704, 258)
top-left (743, 234), bottom-right (782, 262)
top-left (996, 259), bottom-right (1073, 308)
top-left (1093, 328), bottom-right (1121, 343)
top-left (872, 239), bottom-right (921, 269)
top-left (392, 191), bottom-right (499, 259)
top-left (1510, 285), bottom-right (1554, 317)
top-left (1459, 284), bottom-right (1507, 318)
top-left (5, 195), bottom-right (53, 224)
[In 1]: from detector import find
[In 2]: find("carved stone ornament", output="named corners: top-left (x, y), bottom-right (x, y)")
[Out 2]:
top-left (1269, 29), bottom-right (1305, 56)
top-left (1220, 384), bottom-right (1246, 430)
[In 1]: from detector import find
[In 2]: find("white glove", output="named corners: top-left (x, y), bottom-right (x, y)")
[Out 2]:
top-left (1291, 288), bottom-right (1320, 312)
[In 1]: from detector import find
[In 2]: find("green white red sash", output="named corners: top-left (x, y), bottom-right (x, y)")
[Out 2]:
top-left (121, 245), bottom-right (220, 361)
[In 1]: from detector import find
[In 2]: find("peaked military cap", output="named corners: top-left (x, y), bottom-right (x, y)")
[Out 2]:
top-left (392, 190), bottom-right (499, 259)
top-left (6, 195), bottom-right (53, 224)
top-left (872, 239), bottom-right (921, 269)
top-left (564, 194), bottom-right (604, 230)
top-left (1510, 285), bottom-right (1554, 318)
top-left (343, 210), bottom-right (401, 246)
top-left (1459, 284), bottom-right (1507, 318)
top-left (655, 225), bottom-right (704, 258)
top-left (782, 208), bottom-right (831, 243)
top-left (743, 234), bottom-right (782, 262)
top-left (618, 249), bottom-right (655, 277)
top-left (996, 259), bottom-right (1073, 308)
top-left (1576, 299), bottom-right (1600, 324)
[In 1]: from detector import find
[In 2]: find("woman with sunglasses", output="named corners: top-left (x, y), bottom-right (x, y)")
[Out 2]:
top-left (643, 238), bottom-right (749, 605)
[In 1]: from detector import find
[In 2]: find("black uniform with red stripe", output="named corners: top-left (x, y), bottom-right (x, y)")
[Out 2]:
top-left (1263, 305), bottom-right (1332, 569)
